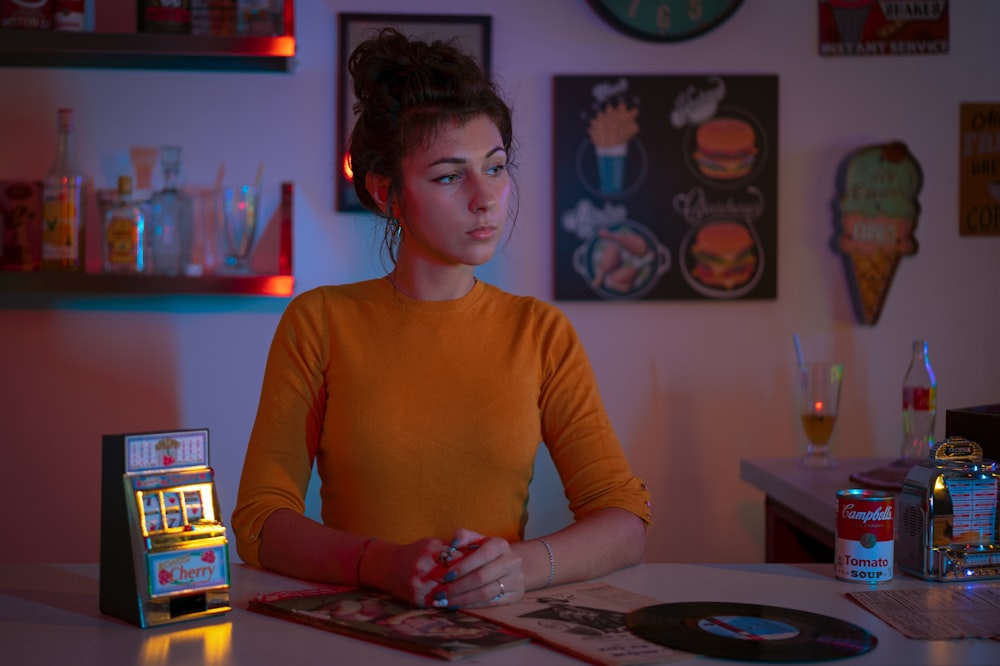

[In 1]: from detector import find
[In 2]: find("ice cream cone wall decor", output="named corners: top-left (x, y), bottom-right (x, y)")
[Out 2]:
top-left (831, 140), bottom-right (922, 325)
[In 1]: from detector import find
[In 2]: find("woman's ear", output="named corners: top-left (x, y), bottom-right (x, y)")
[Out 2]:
top-left (365, 173), bottom-right (391, 214)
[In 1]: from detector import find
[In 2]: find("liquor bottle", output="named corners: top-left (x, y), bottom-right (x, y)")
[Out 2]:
top-left (900, 339), bottom-right (937, 461)
top-left (42, 108), bottom-right (86, 271)
top-left (146, 146), bottom-right (193, 275)
top-left (103, 176), bottom-right (145, 273)
top-left (53, 1), bottom-right (87, 31)
top-left (138, 0), bottom-right (193, 33)
top-left (279, 181), bottom-right (292, 275)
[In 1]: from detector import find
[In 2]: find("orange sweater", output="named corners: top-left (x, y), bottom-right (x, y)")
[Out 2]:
top-left (232, 278), bottom-right (651, 567)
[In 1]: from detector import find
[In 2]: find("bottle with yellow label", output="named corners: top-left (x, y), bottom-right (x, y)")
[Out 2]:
top-left (42, 108), bottom-right (86, 271)
top-left (103, 176), bottom-right (145, 273)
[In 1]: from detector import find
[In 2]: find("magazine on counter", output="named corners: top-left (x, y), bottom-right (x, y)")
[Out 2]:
top-left (247, 586), bottom-right (529, 661)
top-left (467, 581), bottom-right (692, 666)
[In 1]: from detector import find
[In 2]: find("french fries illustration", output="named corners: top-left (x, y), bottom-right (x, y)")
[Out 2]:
top-left (588, 101), bottom-right (640, 193)
top-left (587, 100), bottom-right (639, 148)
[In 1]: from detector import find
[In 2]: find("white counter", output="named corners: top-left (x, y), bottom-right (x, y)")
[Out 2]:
top-left (1, 561), bottom-right (998, 665)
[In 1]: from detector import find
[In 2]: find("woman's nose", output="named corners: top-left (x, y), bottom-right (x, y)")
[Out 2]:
top-left (470, 179), bottom-right (497, 212)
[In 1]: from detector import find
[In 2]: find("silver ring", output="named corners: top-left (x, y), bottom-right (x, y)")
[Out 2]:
top-left (497, 581), bottom-right (505, 599)
top-left (439, 549), bottom-right (453, 565)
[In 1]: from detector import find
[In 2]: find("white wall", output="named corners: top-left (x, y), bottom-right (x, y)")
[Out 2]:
top-left (1, 0), bottom-right (997, 565)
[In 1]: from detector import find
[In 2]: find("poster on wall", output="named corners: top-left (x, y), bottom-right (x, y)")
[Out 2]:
top-left (831, 141), bottom-right (922, 326)
top-left (818, 0), bottom-right (949, 56)
top-left (959, 103), bottom-right (1000, 237)
top-left (553, 74), bottom-right (778, 301)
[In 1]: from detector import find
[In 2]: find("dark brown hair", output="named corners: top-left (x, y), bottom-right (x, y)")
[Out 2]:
top-left (348, 28), bottom-right (515, 258)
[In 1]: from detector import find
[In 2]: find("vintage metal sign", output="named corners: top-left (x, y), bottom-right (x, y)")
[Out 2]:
top-left (959, 103), bottom-right (1000, 237)
top-left (831, 141), bottom-right (922, 325)
top-left (819, 0), bottom-right (949, 56)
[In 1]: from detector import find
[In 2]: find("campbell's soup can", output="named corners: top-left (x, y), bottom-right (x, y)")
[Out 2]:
top-left (834, 489), bottom-right (894, 583)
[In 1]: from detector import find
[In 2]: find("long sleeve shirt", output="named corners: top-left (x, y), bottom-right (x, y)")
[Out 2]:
top-left (232, 278), bottom-right (652, 567)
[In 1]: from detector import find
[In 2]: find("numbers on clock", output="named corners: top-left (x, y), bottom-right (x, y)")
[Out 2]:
top-left (588, 0), bottom-right (743, 43)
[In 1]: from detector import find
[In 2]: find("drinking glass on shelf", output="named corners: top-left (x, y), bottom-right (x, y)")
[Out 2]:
top-left (798, 362), bottom-right (844, 468)
top-left (218, 185), bottom-right (260, 273)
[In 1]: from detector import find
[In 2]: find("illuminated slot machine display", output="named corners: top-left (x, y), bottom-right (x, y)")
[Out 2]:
top-left (100, 429), bottom-right (231, 627)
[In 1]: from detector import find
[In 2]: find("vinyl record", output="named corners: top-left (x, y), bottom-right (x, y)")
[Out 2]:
top-left (625, 602), bottom-right (877, 662)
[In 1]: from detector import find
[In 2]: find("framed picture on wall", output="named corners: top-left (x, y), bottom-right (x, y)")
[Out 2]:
top-left (335, 13), bottom-right (492, 212)
top-left (553, 74), bottom-right (779, 301)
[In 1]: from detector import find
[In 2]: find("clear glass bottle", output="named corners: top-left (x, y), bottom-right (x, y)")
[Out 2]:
top-left (42, 108), bottom-right (86, 271)
top-left (146, 146), bottom-right (193, 275)
top-left (901, 339), bottom-right (937, 461)
top-left (103, 176), bottom-right (145, 273)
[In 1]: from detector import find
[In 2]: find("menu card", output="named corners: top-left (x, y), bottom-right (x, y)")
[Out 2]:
top-left (847, 586), bottom-right (1000, 640)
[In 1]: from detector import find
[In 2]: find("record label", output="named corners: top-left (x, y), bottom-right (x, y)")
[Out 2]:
top-left (696, 615), bottom-right (799, 641)
top-left (625, 602), bottom-right (877, 662)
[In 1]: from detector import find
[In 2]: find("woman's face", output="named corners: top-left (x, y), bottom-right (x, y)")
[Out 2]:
top-left (395, 114), bottom-right (511, 269)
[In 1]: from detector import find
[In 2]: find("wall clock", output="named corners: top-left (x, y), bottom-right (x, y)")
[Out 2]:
top-left (586, 0), bottom-right (744, 42)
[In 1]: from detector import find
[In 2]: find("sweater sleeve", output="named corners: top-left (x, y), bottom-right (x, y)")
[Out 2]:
top-left (535, 303), bottom-right (652, 527)
top-left (231, 291), bottom-right (329, 567)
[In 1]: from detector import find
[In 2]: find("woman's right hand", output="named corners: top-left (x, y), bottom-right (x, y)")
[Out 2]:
top-left (362, 537), bottom-right (463, 608)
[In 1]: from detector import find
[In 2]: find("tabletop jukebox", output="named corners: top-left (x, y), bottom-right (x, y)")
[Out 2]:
top-left (897, 437), bottom-right (1000, 581)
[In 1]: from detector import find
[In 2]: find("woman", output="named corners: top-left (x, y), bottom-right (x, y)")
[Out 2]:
top-left (232, 28), bottom-right (652, 611)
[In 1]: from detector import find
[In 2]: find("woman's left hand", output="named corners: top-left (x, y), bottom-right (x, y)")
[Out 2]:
top-left (429, 528), bottom-right (525, 609)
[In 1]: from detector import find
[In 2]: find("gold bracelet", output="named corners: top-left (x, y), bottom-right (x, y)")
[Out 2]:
top-left (536, 537), bottom-right (555, 589)
top-left (356, 537), bottom-right (375, 587)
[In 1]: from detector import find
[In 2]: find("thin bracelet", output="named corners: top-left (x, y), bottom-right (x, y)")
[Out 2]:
top-left (355, 537), bottom-right (375, 587)
top-left (536, 537), bottom-right (555, 589)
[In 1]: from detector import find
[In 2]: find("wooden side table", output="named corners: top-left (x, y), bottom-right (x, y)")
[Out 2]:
top-left (740, 457), bottom-right (895, 563)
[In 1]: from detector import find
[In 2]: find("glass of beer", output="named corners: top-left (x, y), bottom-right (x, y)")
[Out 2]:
top-left (798, 362), bottom-right (844, 467)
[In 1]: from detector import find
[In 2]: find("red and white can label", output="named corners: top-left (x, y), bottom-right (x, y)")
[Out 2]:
top-left (835, 489), bottom-right (894, 583)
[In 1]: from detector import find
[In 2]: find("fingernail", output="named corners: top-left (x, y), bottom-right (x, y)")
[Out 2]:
top-left (443, 570), bottom-right (457, 583)
top-left (449, 538), bottom-right (461, 549)
top-left (432, 591), bottom-right (448, 607)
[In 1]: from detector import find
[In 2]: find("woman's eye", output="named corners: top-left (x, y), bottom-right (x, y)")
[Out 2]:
top-left (435, 173), bottom-right (458, 184)
top-left (486, 164), bottom-right (507, 176)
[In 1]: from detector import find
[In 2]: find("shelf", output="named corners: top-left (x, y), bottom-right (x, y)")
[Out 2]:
top-left (0, 29), bottom-right (295, 72)
top-left (0, 271), bottom-right (294, 297)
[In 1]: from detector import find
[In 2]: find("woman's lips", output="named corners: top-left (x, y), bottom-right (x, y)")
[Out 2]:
top-left (468, 225), bottom-right (498, 240)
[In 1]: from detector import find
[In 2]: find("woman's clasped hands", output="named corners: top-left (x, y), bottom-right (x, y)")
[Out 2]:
top-left (376, 528), bottom-right (525, 610)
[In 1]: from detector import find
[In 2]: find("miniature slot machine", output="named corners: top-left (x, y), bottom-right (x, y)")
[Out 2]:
top-left (100, 428), bottom-right (231, 628)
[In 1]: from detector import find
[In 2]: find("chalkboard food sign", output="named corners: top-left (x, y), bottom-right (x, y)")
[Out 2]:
top-left (553, 75), bottom-right (778, 301)
top-left (831, 141), bottom-right (922, 325)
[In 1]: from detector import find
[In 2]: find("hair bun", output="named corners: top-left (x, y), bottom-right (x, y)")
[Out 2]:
top-left (346, 27), bottom-right (512, 223)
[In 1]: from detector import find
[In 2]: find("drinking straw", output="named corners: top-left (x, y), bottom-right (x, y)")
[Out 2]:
top-left (214, 163), bottom-right (225, 190)
top-left (254, 163), bottom-right (264, 190)
top-left (793, 333), bottom-right (805, 368)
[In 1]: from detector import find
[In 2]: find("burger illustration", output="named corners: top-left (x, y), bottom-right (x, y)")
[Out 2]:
top-left (688, 221), bottom-right (758, 290)
top-left (692, 117), bottom-right (758, 180)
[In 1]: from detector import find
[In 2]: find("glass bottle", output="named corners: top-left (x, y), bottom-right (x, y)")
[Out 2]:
top-left (53, 1), bottom-right (86, 31)
top-left (103, 176), bottom-right (145, 273)
top-left (900, 339), bottom-right (937, 461)
top-left (42, 108), bottom-right (86, 271)
top-left (147, 146), bottom-right (193, 275)
top-left (138, 0), bottom-right (193, 33)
